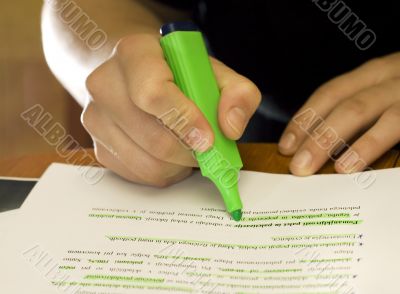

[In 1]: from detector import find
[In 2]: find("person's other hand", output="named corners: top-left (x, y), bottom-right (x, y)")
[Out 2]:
top-left (279, 52), bottom-right (400, 175)
top-left (82, 34), bottom-right (261, 187)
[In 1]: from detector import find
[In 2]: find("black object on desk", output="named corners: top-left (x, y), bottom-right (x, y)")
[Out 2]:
top-left (0, 179), bottom-right (37, 212)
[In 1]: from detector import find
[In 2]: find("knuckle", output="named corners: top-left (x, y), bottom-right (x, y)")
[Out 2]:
top-left (134, 81), bottom-right (164, 111)
top-left (341, 96), bottom-right (369, 118)
top-left (85, 68), bottom-right (103, 97)
top-left (248, 88), bottom-right (262, 109)
top-left (312, 82), bottom-right (338, 103)
top-left (116, 35), bottom-right (164, 69)
top-left (115, 35), bottom-right (139, 57)
top-left (237, 81), bottom-right (262, 104)
top-left (80, 103), bottom-right (96, 132)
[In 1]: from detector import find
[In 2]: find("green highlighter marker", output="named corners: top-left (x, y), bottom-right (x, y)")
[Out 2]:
top-left (160, 22), bottom-right (243, 221)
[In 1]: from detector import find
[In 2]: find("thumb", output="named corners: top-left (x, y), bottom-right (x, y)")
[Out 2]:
top-left (212, 58), bottom-right (262, 140)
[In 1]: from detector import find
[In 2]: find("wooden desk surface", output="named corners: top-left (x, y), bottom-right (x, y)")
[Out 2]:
top-left (0, 144), bottom-right (399, 178)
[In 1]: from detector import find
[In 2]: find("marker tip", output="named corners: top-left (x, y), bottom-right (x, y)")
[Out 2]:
top-left (231, 210), bottom-right (242, 221)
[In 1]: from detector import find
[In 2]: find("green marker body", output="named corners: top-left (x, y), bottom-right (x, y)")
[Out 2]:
top-left (160, 23), bottom-right (243, 221)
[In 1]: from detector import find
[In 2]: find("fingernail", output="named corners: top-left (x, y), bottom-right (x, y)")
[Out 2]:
top-left (279, 133), bottom-right (296, 150)
top-left (227, 107), bottom-right (247, 136)
top-left (291, 149), bottom-right (313, 170)
top-left (183, 128), bottom-right (212, 152)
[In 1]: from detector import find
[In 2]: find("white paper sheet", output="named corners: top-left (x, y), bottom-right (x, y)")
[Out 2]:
top-left (1, 163), bottom-right (399, 294)
top-left (0, 209), bottom-right (19, 238)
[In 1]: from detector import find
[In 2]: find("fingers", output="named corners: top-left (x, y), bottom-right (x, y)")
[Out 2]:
top-left (82, 102), bottom-right (193, 187)
top-left (211, 58), bottom-right (262, 140)
top-left (86, 59), bottom-right (197, 167)
top-left (94, 142), bottom-right (192, 186)
top-left (288, 79), bottom-right (400, 176)
top-left (279, 54), bottom-right (400, 155)
top-left (93, 142), bottom-right (148, 184)
top-left (335, 101), bottom-right (400, 173)
top-left (115, 34), bottom-right (214, 151)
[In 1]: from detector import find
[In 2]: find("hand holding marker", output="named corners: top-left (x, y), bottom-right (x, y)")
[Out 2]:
top-left (160, 22), bottom-right (243, 221)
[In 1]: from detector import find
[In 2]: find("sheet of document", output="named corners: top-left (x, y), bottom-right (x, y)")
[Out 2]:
top-left (1, 163), bottom-right (399, 294)
top-left (0, 209), bottom-right (19, 239)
